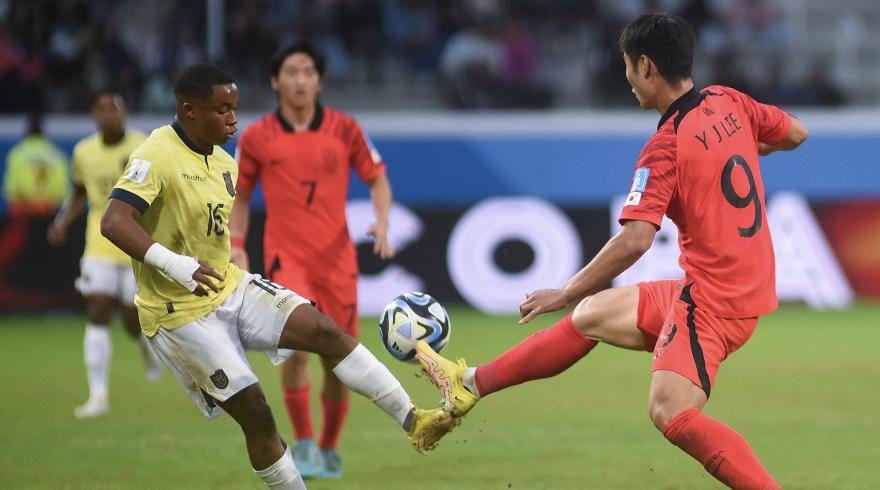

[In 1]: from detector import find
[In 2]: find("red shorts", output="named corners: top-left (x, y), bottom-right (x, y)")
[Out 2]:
top-left (270, 263), bottom-right (359, 337)
top-left (636, 280), bottom-right (758, 397)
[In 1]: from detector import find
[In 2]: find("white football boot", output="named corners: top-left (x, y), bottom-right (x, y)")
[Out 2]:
top-left (74, 394), bottom-right (109, 419)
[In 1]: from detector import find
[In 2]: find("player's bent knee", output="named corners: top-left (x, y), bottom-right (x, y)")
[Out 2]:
top-left (571, 293), bottom-right (617, 341)
top-left (224, 387), bottom-right (278, 435)
top-left (649, 370), bottom-right (707, 430)
top-left (571, 296), bottom-right (600, 336)
top-left (312, 314), bottom-right (356, 356)
top-left (281, 305), bottom-right (347, 354)
top-left (649, 400), bottom-right (673, 431)
top-left (648, 390), bottom-right (699, 431)
top-left (243, 398), bottom-right (277, 435)
top-left (571, 287), bottom-right (643, 350)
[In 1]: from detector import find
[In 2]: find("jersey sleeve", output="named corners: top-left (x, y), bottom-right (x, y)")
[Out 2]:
top-left (723, 86), bottom-right (791, 145)
top-left (618, 131), bottom-right (677, 228)
top-left (234, 128), bottom-right (262, 194)
top-left (347, 119), bottom-right (386, 183)
top-left (110, 148), bottom-right (167, 214)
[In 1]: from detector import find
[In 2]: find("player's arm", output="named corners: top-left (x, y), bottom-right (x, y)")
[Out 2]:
top-left (228, 187), bottom-right (251, 270)
top-left (519, 220), bottom-right (656, 324)
top-left (230, 129), bottom-right (260, 270)
top-left (100, 198), bottom-right (154, 259)
top-left (727, 86), bottom-right (809, 156)
top-left (367, 172), bottom-right (395, 259)
top-left (47, 185), bottom-right (87, 245)
top-left (347, 117), bottom-right (395, 259)
top-left (101, 198), bottom-right (223, 297)
top-left (758, 115), bottom-right (808, 155)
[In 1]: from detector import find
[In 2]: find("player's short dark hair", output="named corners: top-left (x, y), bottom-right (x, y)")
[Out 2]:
top-left (91, 88), bottom-right (124, 107)
top-left (174, 63), bottom-right (235, 100)
top-left (270, 42), bottom-right (325, 78)
top-left (619, 13), bottom-right (695, 83)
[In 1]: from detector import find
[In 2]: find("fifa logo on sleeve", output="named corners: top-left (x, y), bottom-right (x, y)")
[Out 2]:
top-left (125, 159), bottom-right (152, 184)
top-left (631, 168), bottom-right (650, 192)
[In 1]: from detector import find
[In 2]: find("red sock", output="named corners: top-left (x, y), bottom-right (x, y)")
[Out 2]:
top-left (283, 386), bottom-right (313, 440)
top-left (475, 312), bottom-right (597, 397)
top-left (319, 396), bottom-right (350, 450)
top-left (663, 408), bottom-right (780, 490)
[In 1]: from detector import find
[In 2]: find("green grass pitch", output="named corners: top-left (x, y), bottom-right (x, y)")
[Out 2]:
top-left (1, 303), bottom-right (878, 489)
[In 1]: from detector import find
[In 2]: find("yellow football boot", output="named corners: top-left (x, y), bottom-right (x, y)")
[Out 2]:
top-left (407, 407), bottom-right (459, 454)
top-left (415, 340), bottom-right (479, 416)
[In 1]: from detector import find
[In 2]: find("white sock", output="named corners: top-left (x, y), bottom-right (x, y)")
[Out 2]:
top-left (83, 323), bottom-right (111, 400)
top-left (463, 367), bottom-right (480, 397)
top-left (254, 447), bottom-right (306, 489)
top-left (332, 344), bottom-right (414, 429)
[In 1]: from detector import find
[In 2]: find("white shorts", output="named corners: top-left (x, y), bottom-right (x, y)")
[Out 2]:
top-left (74, 257), bottom-right (137, 304)
top-left (148, 273), bottom-right (311, 418)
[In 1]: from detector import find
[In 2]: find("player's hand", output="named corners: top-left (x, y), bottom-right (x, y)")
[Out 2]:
top-left (230, 246), bottom-right (250, 271)
top-left (191, 259), bottom-right (224, 296)
top-left (368, 221), bottom-right (396, 260)
top-left (519, 288), bottom-right (569, 324)
top-left (46, 221), bottom-right (66, 246)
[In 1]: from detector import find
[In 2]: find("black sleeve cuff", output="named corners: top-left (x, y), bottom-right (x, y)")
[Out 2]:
top-left (109, 188), bottom-right (150, 214)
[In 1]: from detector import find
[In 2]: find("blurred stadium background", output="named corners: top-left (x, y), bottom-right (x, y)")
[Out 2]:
top-left (1, 0), bottom-right (878, 489)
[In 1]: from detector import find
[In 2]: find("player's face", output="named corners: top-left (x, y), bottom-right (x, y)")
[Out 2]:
top-left (92, 94), bottom-right (126, 133)
top-left (192, 83), bottom-right (239, 145)
top-left (272, 53), bottom-right (322, 109)
top-left (624, 53), bottom-right (656, 110)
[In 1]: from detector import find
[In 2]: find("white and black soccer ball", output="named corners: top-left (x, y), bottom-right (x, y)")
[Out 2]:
top-left (378, 292), bottom-right (450, 363)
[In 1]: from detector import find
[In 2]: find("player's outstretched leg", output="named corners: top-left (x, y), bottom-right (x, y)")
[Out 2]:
top-left (416, 287), bottom-right (643, 416)
top-left (278, 304), bottom-right (458, 453)
top-left (218, 384), bottom-right (306, 489)
top-left (651, 371), bottom-right (780, 490)
top-left (415, 310), bottom-right (597, 417)
top-left (121, 304), bottom-right (162, 382)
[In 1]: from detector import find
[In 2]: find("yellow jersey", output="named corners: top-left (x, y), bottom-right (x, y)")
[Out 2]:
top-left (72, 131), bottom-right (147, 265)
top-left (111, 122), bottom-right (243, 336)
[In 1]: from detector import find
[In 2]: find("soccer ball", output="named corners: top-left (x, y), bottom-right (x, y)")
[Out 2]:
top-left (379, 292), bottom-right (451, 363)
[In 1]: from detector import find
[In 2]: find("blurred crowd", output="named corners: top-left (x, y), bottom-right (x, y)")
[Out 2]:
top-left (0, 0), bottom-right (844, 113)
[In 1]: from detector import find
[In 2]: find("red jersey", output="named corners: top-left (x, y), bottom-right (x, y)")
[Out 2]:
top-left (236, 104), bottom-right (386, 286)
top-left (619, 85), bottom-right (791, 318)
